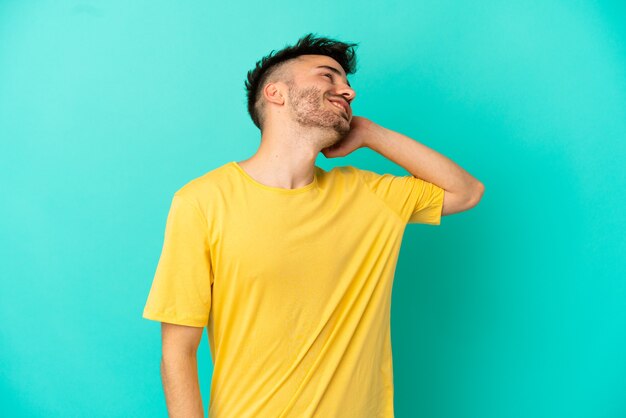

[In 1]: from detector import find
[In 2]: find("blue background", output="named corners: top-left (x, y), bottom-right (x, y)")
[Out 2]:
top-left (1, 1), bottom-right (625, 417)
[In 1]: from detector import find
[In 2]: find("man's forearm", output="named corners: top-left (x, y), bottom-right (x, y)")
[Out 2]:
top-left (365, 125), bottom-right (483, 199)
top-left (161, 353), bottom-right (204, 418)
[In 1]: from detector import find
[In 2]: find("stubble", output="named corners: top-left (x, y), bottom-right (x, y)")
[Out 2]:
top-left (287, 83), bottom-right (350, 143)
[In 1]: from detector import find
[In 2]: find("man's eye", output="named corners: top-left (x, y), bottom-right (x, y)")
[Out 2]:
top-left (323, 73), bottom-right (333, 80)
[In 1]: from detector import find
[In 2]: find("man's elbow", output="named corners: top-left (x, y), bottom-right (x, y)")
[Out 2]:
top-left (468, 181), bottom-right (485, 208)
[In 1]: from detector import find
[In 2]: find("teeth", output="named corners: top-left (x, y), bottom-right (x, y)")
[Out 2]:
top-left (329, 100), bottom-right (344, 111)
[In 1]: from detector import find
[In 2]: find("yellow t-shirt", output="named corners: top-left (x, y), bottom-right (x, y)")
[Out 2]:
top-left (143, 161), bottom-right (445, 417)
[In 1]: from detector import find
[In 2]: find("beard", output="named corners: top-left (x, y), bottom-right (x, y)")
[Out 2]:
top-left (286, 83), bottom-right (350, 147)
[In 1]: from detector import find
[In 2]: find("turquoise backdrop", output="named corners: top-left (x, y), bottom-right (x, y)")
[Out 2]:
top-left (1, 1), bottom-right (625, 417)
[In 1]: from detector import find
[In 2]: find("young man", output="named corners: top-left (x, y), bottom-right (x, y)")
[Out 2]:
top-left (143, 33), bottom-right (484, 418)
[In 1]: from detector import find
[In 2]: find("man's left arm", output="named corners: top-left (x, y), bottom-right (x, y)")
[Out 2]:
top-left (367, 122), bottom-right (484, 216)
top-left (323, 116), bottom-right (485, 217)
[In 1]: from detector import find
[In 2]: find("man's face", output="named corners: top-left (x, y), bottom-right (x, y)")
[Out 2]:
top-left (285, 55), bottom-right (356, 137)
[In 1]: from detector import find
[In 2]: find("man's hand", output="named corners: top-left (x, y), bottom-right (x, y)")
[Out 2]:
top-left (321, 116), bottom-right (385, 158)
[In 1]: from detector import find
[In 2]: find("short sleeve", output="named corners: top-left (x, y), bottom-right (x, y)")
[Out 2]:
top-left (142, 193), bottom-right (214, 327)
top-left (356, 167), bottom-right (445, 225)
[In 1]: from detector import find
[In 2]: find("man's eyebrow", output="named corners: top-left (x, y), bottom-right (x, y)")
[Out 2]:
top-left (314, 65), bottom-right (351, 87)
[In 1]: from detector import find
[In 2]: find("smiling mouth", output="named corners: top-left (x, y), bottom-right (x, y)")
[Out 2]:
top-left (327, 99), bottom-right (349, 118)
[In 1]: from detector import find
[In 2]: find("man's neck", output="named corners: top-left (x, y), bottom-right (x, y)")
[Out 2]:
top-left (236, 148), bottom-right (318, 190)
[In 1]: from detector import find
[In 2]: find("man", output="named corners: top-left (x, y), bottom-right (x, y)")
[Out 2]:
top-left (143, 33), bottom-right (484, 418)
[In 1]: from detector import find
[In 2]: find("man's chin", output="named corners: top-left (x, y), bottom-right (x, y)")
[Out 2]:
top-left (322, 129), bottom-right (348, 150)
top-left (334, 122), bottom-right (351, 137)
top-left (329, 115), bottom-right (350, 134)
top-left (316, 121), bottom-right (347, 136)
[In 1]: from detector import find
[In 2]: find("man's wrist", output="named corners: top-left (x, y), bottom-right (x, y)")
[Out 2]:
top-left (363, 124), bottom-right (389, 151)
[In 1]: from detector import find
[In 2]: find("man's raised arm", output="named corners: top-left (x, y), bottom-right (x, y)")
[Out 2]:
top-left (322, 116), bottom-right (485, 216)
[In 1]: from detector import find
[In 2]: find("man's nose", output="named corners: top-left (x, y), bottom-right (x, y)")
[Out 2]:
top-left (338, 84), bottom-right (356, 103)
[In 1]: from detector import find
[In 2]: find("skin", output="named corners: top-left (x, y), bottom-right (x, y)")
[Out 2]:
top-left (237, 54), bottom-right (360, 189)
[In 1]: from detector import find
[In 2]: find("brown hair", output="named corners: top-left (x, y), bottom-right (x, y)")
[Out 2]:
top-left (244, 33), bottom-right (359, 131)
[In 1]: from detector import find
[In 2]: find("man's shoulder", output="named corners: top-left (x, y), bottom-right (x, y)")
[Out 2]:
top-left (319, 164), bottom-right (360, 178)
top-left (321, 164), bottom-right (383, 184)
top-left (173, 161), bottom-right (235, 201)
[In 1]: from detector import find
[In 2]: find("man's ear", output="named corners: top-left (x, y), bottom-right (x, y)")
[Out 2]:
top-left (263, 82), bottom-right (286, 106)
